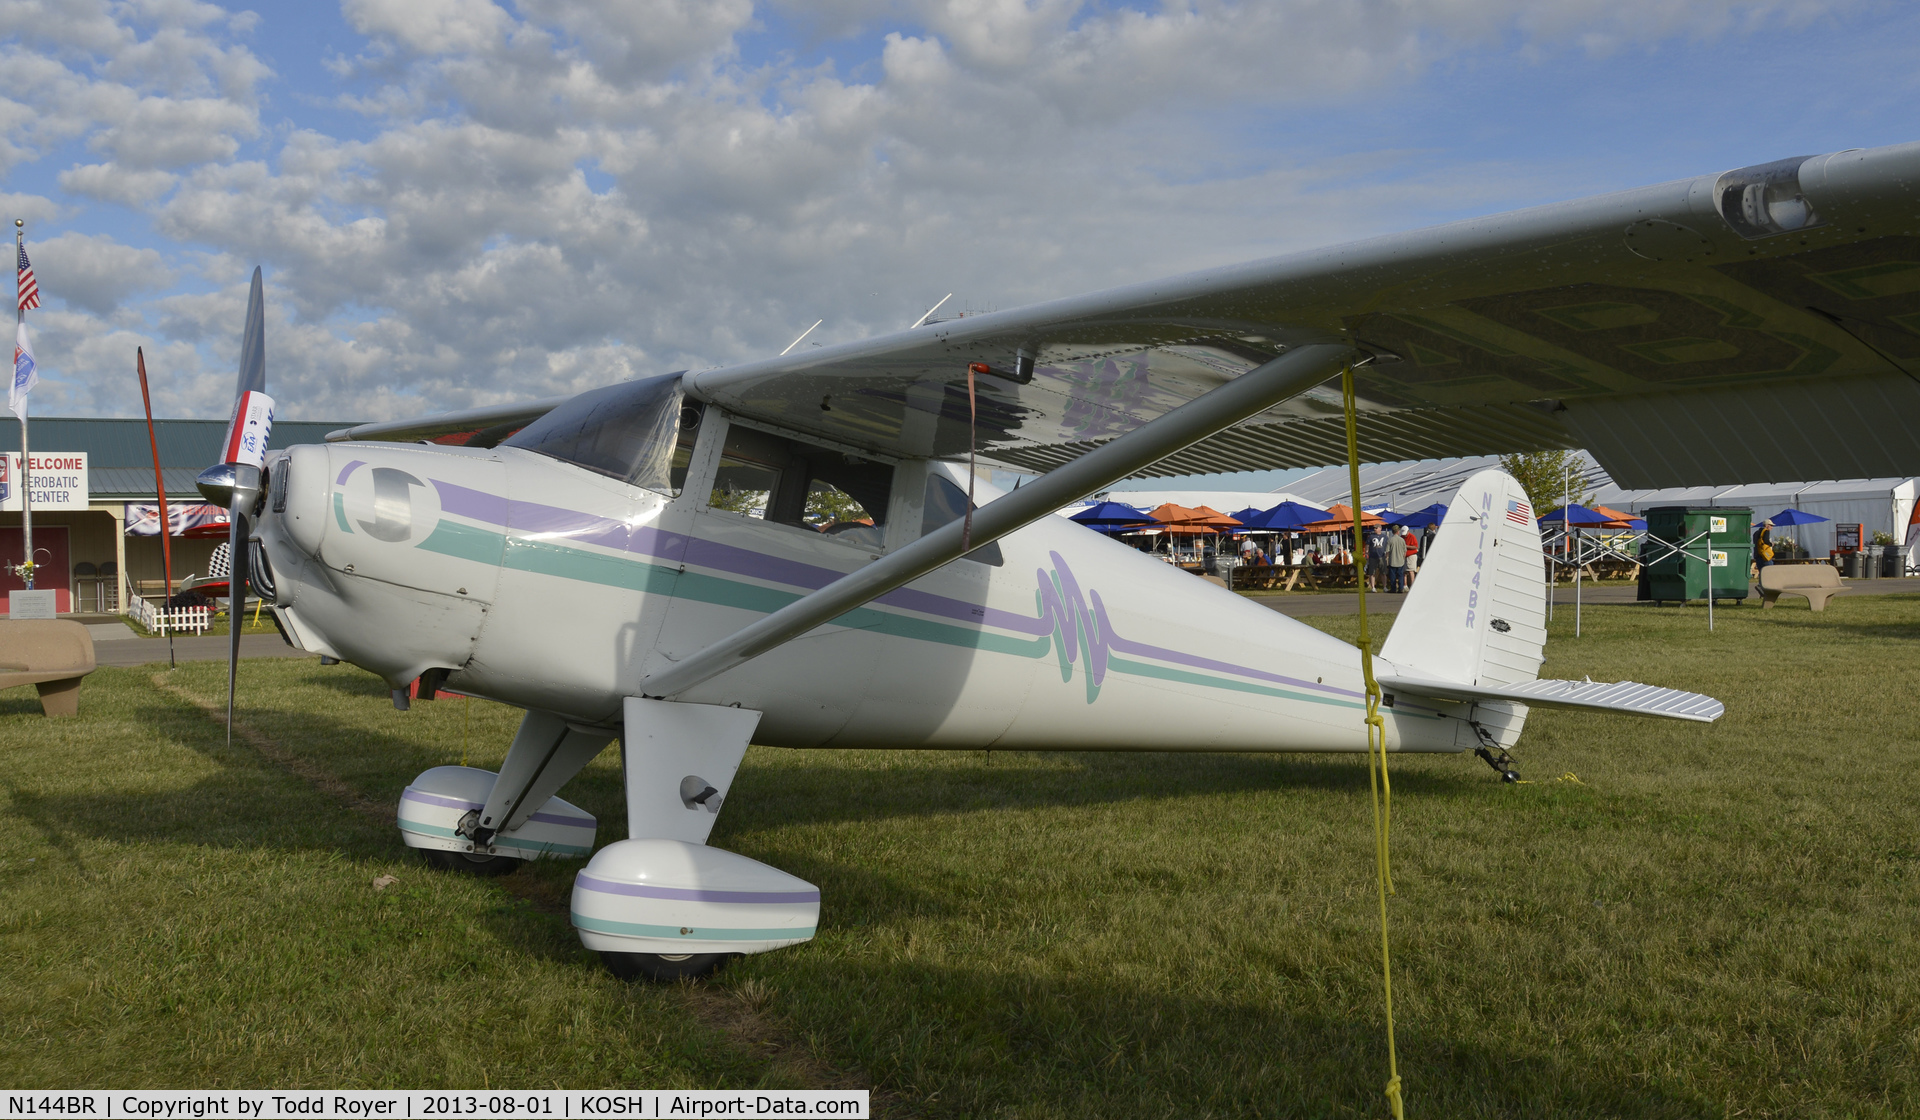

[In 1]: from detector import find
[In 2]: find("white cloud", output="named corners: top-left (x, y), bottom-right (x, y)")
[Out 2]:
top-left (28, 231), bottom-right (174, 315)
top-left (0, 0), bottom-right (1877, 422)
top-left (58, 162), bottom-right (179, 204)
top-left (340, 0), bottom-right (512, 56)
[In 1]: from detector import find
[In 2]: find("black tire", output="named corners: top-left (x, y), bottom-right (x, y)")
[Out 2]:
top-left (422, 847), bottom-right (523, 877)
top-left (600, 951), bottom-right (733, 982)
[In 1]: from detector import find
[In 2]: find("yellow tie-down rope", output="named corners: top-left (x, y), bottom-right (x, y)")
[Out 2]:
top-left (1343, 366), bottom-right (1404, 1119)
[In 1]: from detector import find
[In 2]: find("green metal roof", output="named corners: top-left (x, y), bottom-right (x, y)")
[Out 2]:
top-left (0, 417), bottom-right (362, 502)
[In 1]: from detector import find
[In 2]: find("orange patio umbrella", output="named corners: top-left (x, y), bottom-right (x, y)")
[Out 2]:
top-left (1145, 502), bottom-right (1242, 535)
top-left (1297, 503), bottom-right (1383, 532)
top-left (1589, 504), bottom-right (1639, 529)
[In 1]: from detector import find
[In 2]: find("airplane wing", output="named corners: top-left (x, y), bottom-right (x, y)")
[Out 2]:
top-left (1378, 674), bottom-right (1724, 723)
top-left (677, 143), bottom-right (1920, 489)
top-left (324, 141), bottom-right (1920, 697)
top-left (334, 143), bottom-right (1920, 490)
top-left (327, 395), bottom-right (573, 448)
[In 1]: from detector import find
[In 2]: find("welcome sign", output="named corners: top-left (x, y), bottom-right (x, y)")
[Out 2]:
top-left (0, 452), bottom-right (89, 512)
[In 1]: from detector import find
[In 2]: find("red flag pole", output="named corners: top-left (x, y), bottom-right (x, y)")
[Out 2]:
top-left (135, 346), bottom-right (175, 666)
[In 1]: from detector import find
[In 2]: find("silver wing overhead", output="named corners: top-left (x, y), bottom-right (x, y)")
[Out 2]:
top-left (338, 142), bottom-right (1920, 489)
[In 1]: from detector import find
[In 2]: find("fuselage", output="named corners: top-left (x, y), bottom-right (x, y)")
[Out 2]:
top-left (256, 411), bottom-right (1475, 755)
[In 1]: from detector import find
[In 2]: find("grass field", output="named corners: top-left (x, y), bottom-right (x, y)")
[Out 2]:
top-left (2, 595), bottom-right (1917, 1117)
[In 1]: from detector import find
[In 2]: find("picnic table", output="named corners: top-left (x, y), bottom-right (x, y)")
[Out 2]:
top-left (1226, 562), bottom-right (1356, 590)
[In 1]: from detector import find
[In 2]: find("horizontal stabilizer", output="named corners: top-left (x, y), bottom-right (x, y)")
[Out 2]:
top-left (1380, 673), bottom-right (1723, 723)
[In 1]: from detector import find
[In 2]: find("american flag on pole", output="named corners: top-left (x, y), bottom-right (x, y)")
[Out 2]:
top-left (1506, 498), bottom-right (1532, 525)
top-left (17, 243), bottom-right (39, 312)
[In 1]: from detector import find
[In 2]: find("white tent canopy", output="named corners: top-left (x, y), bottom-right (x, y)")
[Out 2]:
top-left (1244, 454), bottom-right (1915, 556)
top-left (1599, 477), bottom-right (1918, 556)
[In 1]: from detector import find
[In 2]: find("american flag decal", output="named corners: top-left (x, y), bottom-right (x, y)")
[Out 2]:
top-left (16, 244), bottom-right (39, 312)
top-left (1506, 498), bottom-right (1531, 525)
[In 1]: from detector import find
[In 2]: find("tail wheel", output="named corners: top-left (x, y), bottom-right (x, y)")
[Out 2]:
top-left (423, 848), bottom-right (523, 877)
top-left (600, 951), bottom-right (733, 982)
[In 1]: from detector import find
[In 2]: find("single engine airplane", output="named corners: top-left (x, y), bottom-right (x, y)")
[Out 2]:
top-left (192, 141), bottom-right (1920, 980)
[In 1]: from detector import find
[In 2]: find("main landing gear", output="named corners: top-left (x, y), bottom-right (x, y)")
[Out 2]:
top-left (404, 700), bottom-right (821, 984)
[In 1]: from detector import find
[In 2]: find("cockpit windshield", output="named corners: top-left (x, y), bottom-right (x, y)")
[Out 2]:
top-left (502, 373), bottom-right (684, 495)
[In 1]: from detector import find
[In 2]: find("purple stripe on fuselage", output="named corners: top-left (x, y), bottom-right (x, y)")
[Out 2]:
top-left (336, 459), bottom-right (365, 485)
top-left (428, 479), bottom-right (1048, 634)
top-left (1093, 590), bottom-right (1363, 699)
top-left (576, 874), bottom-right (819, 905)
top-left (426, 479), bottom-right (1355, 698)
top-left (433, 479), bottom-right (508, 526)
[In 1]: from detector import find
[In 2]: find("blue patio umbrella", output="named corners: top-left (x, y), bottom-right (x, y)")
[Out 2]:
top-left (1765, 508), bottom-right (1829, 526)
top-left (1070, 501), bottom-right (1153, 534)
top-left (1538, 503), bottom-right (1618, 528)
top-left (1393, 503), bottom-right (1447, 528)
top-left (1253, 501), bottom-right (1333, 530)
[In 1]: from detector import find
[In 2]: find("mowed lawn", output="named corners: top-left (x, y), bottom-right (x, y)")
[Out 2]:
top-left (1, 594), bottom-right (1917, 1117)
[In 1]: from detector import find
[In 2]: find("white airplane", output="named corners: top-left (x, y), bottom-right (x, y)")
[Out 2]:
top-left (192, 142), bottom-right (1919, 981)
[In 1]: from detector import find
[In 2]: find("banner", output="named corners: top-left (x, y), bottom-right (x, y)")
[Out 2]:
top-left (125, 502), bottom-right (230, 538)
top-left (0, 451), bottom-right (88, 512)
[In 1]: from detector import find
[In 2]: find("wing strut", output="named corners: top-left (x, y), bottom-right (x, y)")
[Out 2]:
top-left (640, 340), bottom-right (1355, 699)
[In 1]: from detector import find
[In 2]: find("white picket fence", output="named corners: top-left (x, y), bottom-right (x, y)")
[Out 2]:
top-left (127, 595), bottom-right (215, 635)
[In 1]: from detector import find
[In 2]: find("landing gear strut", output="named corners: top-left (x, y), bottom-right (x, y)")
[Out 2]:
top-left (1471, 723), bottom-right (1521, 783)
top-left (1474, 746), bottom-right (1522, 783)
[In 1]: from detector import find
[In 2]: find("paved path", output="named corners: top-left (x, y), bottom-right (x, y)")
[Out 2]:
top-left (1248, 576), bottom-right (1918, 618)
top-left (93, 633), bottom-right (317, 668)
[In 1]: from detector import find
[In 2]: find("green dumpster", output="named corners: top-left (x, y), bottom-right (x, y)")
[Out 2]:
top-left (1639, 506), bottom-right (1752, 603)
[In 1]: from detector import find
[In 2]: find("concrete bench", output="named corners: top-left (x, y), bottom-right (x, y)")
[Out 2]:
top-left (1759, 564), bottom-right (1843, 612)
top-left (0, 619), bottom-right (98, 716)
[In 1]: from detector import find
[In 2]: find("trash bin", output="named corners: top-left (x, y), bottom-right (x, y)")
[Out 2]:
top-left (1883, 545), bottom-right (1909, 578)
top-left (1639, 506), bottom-right (1752, 603)
top-left (1841, 551), bottom-right (1866, 578)
top-left (1867, 544), bottom-right (1884, 576)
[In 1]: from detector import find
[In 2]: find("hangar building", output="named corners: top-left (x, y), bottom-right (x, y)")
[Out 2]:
top-left (0, 418), bottom-right (356, 613)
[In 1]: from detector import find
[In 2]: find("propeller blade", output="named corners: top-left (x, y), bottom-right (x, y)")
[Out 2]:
top-left (226, 501), bottom-right (249, 743)
top-left (191, 265), bottom-right (271, 745)
top-left (236, 267), bottom-right (265, 398)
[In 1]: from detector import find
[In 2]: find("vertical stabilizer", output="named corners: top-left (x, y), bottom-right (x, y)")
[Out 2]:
top-left (1381, 469), bottom-right (1546, 689)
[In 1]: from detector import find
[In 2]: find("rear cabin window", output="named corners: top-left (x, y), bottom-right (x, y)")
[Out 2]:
top-left (710, 424), bottom-right (893, 548)
top-left (921, 473), bottom-right (1003, 566)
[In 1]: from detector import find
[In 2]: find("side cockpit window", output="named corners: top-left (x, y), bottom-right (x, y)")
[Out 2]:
top-left (503, 373), bottom-right (685, 495)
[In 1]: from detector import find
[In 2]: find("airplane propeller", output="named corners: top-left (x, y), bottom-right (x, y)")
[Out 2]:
top-left (194, 267), bottom-right (273, 744)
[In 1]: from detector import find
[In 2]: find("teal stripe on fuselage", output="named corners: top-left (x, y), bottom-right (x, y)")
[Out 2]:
top-left (333, 493), bottom-right (352, 533)
top-left (418, 519), bottom-right (506, 565)
top-left (419, 519), bottom-right (1359, 701)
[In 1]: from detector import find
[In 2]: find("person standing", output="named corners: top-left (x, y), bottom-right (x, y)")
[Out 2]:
top-left (1754, 519), bottom-right (1775, 575)
top-left (1387, 526), bottom-right (1408, 593)
top-left (1365, 527), bottom-right (1386, 591)
top-left (1402, 528), bottom-right (1420, 589)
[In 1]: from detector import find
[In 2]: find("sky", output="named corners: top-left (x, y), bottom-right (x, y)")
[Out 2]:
top-left (3, 0), bottom-right (1919, 487)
